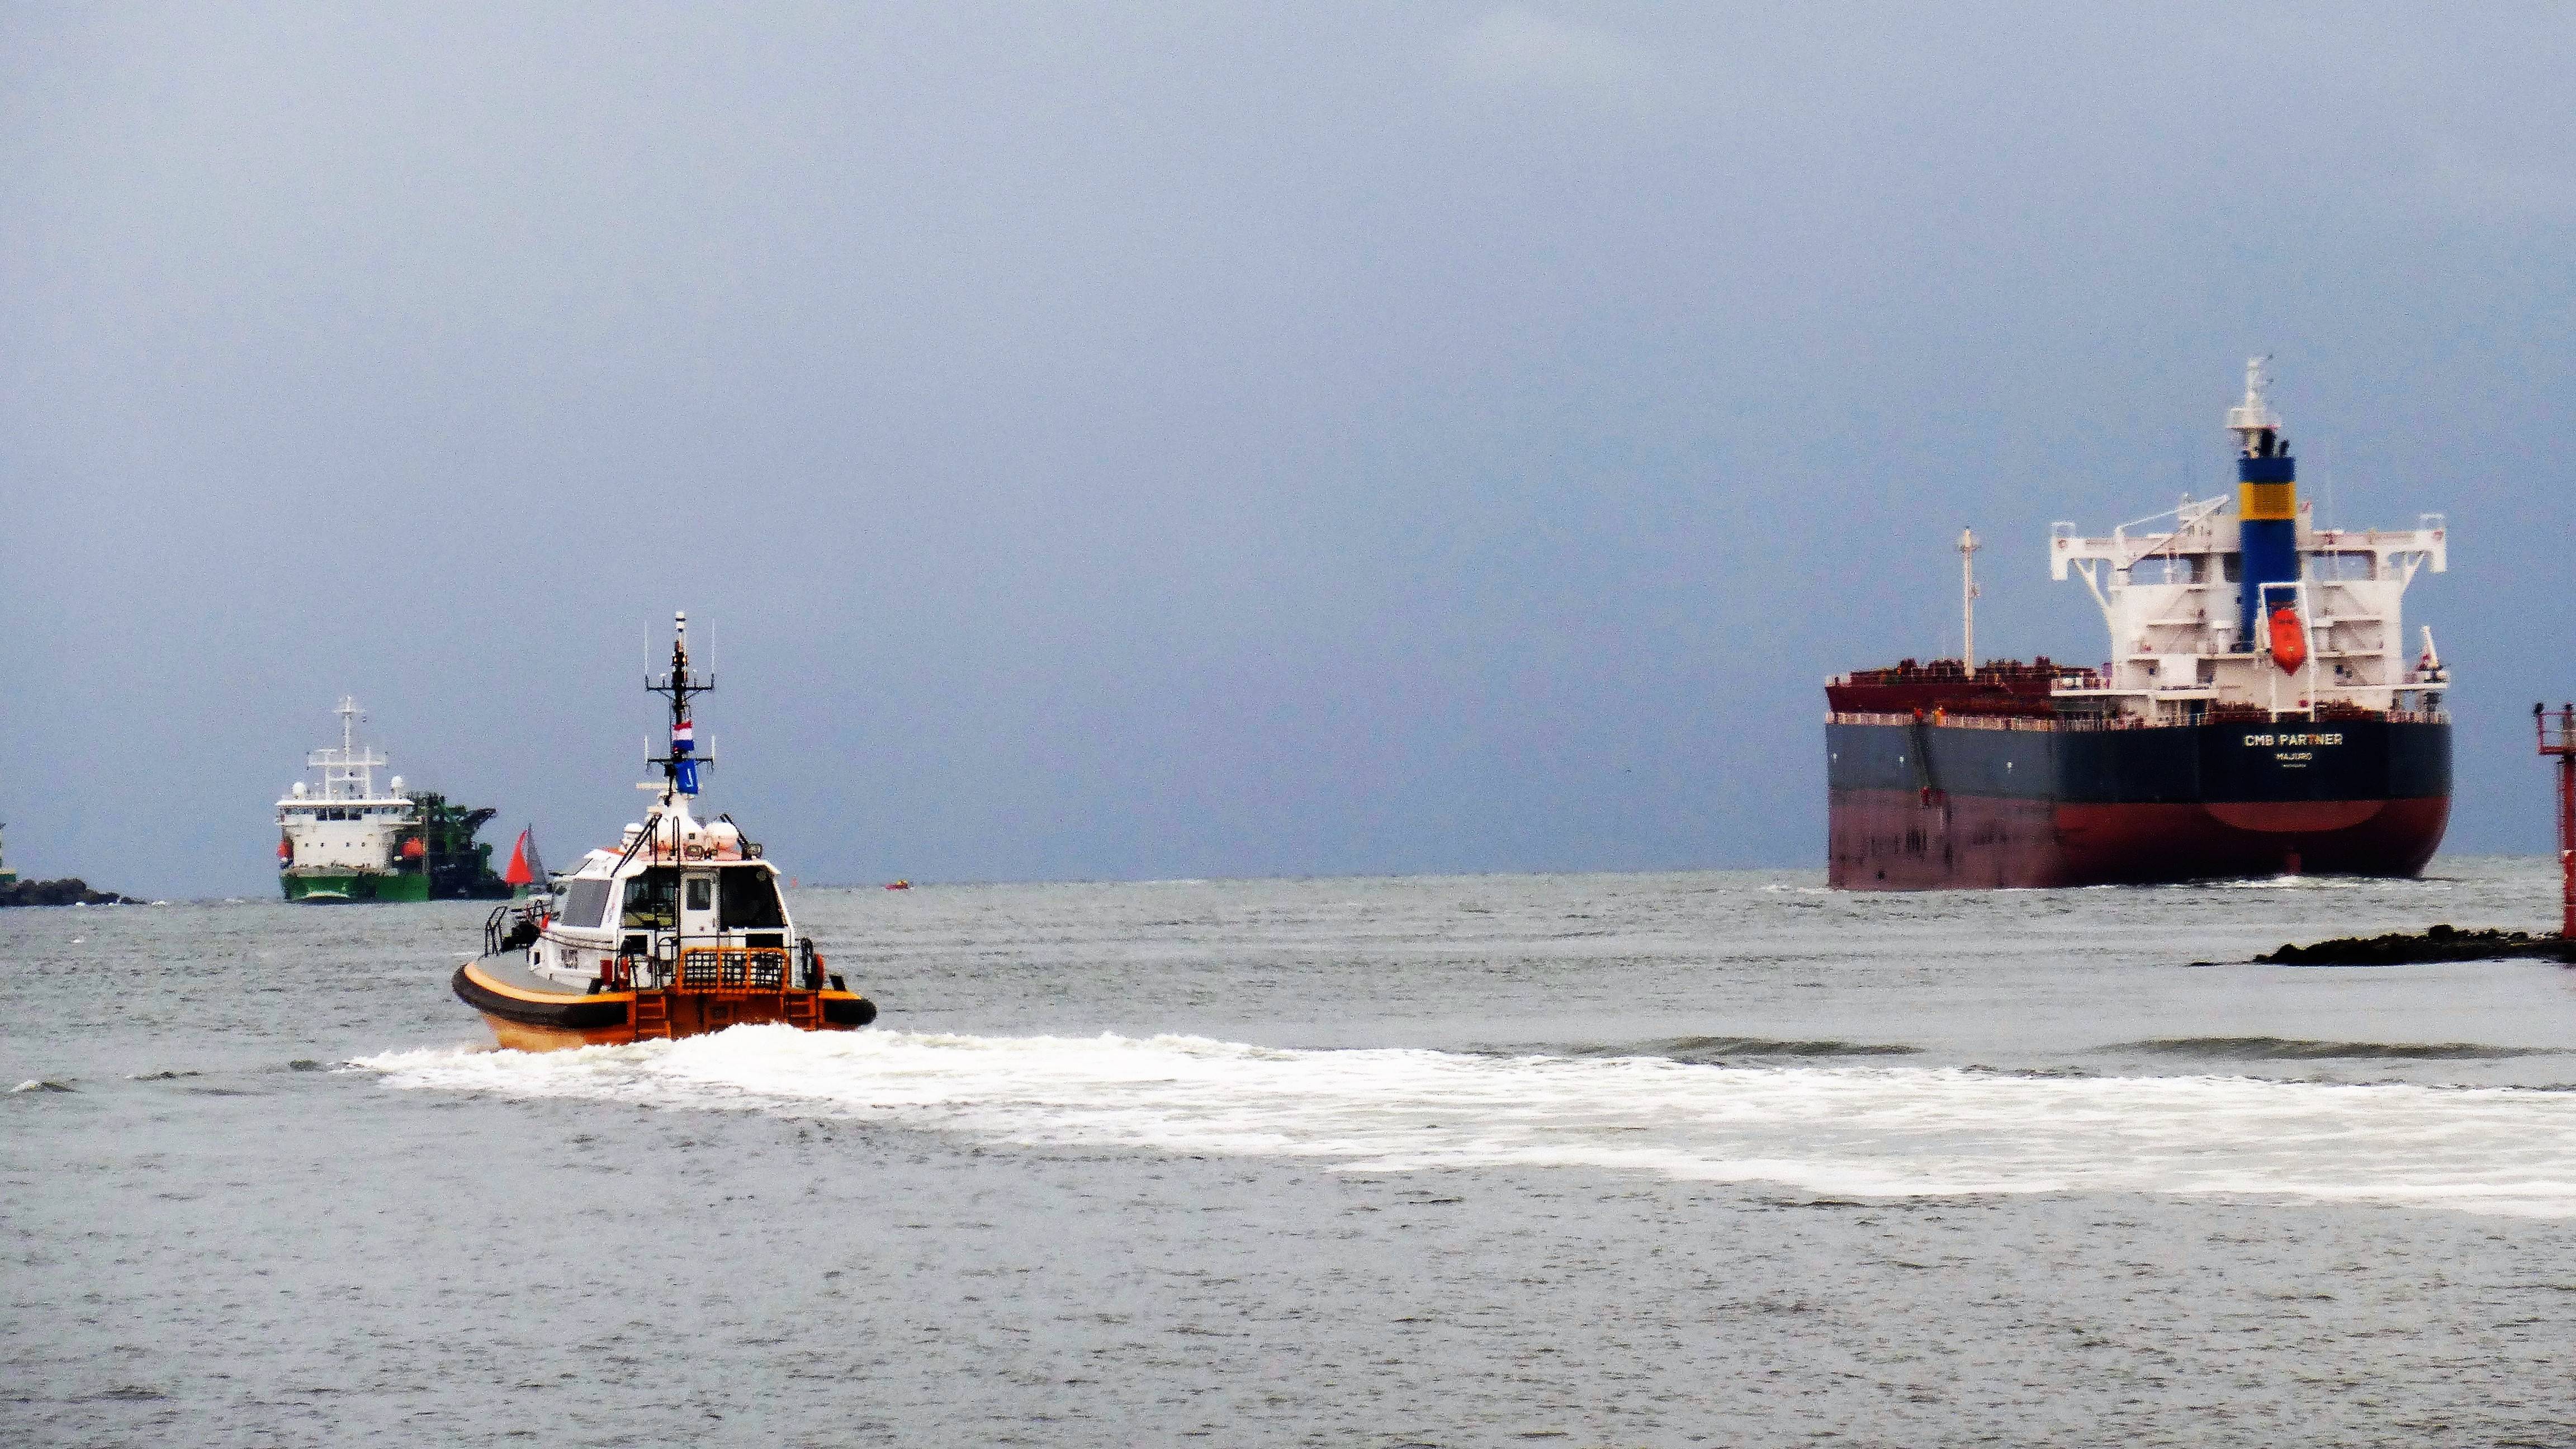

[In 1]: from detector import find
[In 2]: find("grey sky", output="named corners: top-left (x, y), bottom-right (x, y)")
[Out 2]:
top-left (4, 4), bottom-right (2570, 897)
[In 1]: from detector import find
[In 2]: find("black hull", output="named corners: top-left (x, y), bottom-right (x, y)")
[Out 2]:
top-left (1826, 717), bottom-right (2452, 890)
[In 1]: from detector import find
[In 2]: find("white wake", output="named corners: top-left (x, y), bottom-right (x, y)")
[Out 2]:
top-left (354, 1028), bottom-right (2576, 1216)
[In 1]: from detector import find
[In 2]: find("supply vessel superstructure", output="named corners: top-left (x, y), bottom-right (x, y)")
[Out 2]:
top-left (276, 698), bottom-right (509, 902)
top-left (1826, 361), bottom-right (2451, 889)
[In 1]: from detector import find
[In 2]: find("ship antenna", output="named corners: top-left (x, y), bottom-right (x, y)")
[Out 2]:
top-left (648, 610), bottom-right (711, 799)
top-left (2226, 354), bottom-right (2280, 456)
top-left (1958, 527), bottom-right (1981, 673)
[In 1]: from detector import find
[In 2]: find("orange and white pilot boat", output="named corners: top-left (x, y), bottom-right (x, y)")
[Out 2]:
top-left (453, 611), bottom-right (877, 1051)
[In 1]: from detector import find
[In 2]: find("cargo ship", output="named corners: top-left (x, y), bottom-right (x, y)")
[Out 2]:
top-left (1827, 361), bottom-right (2451, 889)
top-left (275, 698), bottom-right (510, 901)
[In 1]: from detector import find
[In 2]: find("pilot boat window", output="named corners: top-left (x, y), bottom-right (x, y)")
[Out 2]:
top-left (719, 867), bottom-right (787, 930)
top-left (685, 876), bottom-right (713, 912)
top-left (621, 867), bottom-right (678, 929)
top-left (559, 878), bottom-right (613, 930)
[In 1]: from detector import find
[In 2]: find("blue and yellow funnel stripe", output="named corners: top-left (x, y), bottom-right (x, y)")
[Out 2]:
top-left (2237, 453), bottom-right (2299, 646)
top-left (2238, 454), bottom-right (2298, 521)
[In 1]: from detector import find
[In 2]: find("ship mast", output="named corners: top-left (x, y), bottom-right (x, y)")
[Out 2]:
top-left (309, 696), bottom-right (388, 801)
top-left (1958, 527), bottom-right (1981, 673)
top-left (646, 610), bottom-right (712, 803)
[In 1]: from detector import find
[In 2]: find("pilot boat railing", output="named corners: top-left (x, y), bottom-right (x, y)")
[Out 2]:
top-left (485, 901), bottom-right (544, 956)
top-left (678, 946), bottom-right (790, 993)
top-left (600, 936), bottom-right (827, 993)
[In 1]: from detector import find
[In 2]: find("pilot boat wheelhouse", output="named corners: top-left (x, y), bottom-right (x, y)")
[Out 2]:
top-left (453, 613), bottom-right (875, 1049)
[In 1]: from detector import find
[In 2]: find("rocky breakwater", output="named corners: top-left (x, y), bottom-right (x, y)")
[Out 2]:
top-left (0, 878), bottom-right (144, 907)
top-left (2251, 923), bottom-right (2573, 966)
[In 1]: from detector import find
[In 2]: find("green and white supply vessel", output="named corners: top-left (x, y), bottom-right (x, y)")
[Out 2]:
top-left (276, 698), bottom-right (509, 902)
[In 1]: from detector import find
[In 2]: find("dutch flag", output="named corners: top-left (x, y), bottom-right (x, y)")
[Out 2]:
top-left (674, 719), bottom-right (700, 795)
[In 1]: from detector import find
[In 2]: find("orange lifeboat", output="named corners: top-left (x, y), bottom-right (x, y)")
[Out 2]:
top-left (2268, 604), bottom-right (2308, 674)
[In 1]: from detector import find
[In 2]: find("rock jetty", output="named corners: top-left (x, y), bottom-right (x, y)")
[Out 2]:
top-left (0, 877), bottom-right (144, 907)
top-left (2252, 923), bottom-right (2573, 966)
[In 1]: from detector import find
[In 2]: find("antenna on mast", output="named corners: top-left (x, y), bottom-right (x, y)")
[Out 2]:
top-left (646, 610), bottom-right (713, 799)
top-left (2226, 354), bottom-right (2281, 452)
top-left (1959, 527), bottom-right (1982, 672)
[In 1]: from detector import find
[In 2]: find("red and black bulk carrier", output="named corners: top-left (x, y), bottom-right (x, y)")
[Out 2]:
top-left (1827, 362), bottom-right (2452, 889)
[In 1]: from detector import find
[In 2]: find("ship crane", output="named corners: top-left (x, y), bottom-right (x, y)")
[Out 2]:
top-left (1959, 527), bottom-right (1981, 673)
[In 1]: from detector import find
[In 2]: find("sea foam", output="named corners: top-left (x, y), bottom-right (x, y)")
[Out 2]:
top-left (354, 1028), bottom-right (2576, 1216)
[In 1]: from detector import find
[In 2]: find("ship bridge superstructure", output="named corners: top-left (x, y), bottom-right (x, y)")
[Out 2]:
top-left (2047, 363), bottom-right (2447, 723)
top-left (276, 697), bottom-right (422, 894)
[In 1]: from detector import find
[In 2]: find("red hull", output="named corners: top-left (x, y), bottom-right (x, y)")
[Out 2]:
top-left (1829, 788), bottom-right (2451, 890)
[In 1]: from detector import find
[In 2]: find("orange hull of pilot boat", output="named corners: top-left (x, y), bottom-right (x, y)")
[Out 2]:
top-left (452, 949), bottom-right (878, 1053)
top-left (453, 609), bottom-right (877, 1052)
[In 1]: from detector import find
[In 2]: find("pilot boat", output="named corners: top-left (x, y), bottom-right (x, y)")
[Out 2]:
top-left (452, 612), bottom-right (877, 1050)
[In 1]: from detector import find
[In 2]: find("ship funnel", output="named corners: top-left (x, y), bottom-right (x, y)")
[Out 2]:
top-left (2229, 357), bottom-right (2300, 653)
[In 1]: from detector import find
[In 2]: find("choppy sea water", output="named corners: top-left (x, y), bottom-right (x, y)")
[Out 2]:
top-left (10, 860), bottom-right (2576, 1446)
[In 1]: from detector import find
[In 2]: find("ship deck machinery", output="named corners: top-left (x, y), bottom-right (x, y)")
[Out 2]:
top-left (1827, 361), bottom-right (2451, 889)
